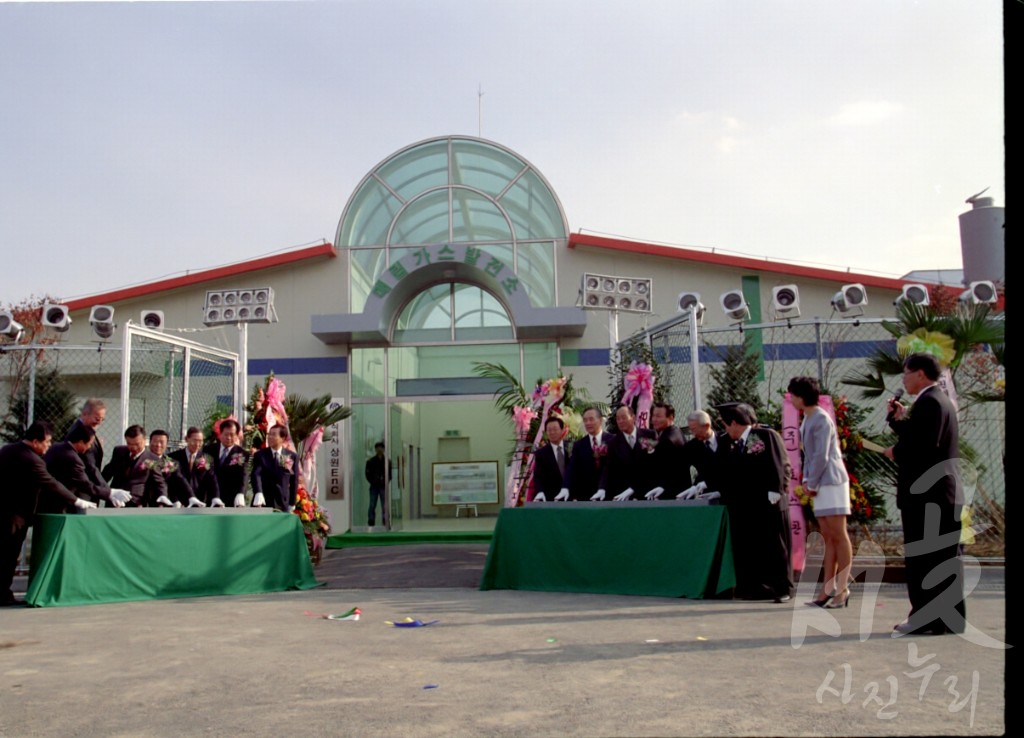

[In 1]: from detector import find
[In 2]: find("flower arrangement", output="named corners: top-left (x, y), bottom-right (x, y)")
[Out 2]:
top-left (280, 454), bottom-right (294, 474)
top-left (639, 436), bottom-right (658, 454)
top-left (294, 483), bottom-right (331, 564)
top-left (245, 372), bottom-right (290, 452)
top-left (228, 453), bottom-right (246, 466)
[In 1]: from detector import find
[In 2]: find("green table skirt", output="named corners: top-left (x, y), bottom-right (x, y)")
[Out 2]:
top-left (479, 505), bottom-right (735, 598)
top-left (27, 512), bottom-right (321, 607)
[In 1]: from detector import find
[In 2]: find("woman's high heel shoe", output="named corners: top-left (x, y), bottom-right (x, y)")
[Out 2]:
top-left (805, 592), bottom-right (834, 608)
top-left (825, 589), bottom-right (851, 609)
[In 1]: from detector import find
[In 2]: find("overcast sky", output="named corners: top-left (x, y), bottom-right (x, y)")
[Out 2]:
top-left (0, 0), bottom-right (1005, 306)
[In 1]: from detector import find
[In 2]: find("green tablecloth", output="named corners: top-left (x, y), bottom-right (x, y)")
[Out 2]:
top-left (26, 512), bottom-right (321, 607)
top-left (479, 505), bottom-right (735, 598)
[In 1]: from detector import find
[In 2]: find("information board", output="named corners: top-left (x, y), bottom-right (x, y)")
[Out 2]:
top-left (432, 461), bottom-right (500, 506)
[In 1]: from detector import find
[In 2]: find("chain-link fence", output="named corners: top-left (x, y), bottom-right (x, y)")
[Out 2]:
top-left (631, 314), bottom-right (1005, 555)
top-left (1, 326), bottom-right (238, 452)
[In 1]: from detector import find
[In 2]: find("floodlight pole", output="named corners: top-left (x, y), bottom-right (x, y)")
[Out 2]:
top-left (609, 309), bottom-right (620, 368)
top-left (688, 307), bottom-right (702, 411)
top-left (236, 322), bottom-right (248, 422)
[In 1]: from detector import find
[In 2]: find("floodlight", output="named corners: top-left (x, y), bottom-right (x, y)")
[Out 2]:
top-left (831, 283), bottom-right (868, 314)
top-left (0, 311), bottom-right (24, 341)
top-left (676, 291), bottom-right (706, 323)
top-left (579, 273), bottom-right (653, 313)
top-left (959, 280), bottom-right (998, 305)
top-left (41, 302), bottom-right (72, 332)
top-left (203, 288), bottom-right (276, 325)
top-left (141, 310), bottom-right (165, 330)
top-left (895, 284), bottom-right (930, 306)
top-left (89, 305), bottom-right (116, 339)
top-left (771, 284), bottom-right (801, 319)
top-left (719, 290), bottom-right (750, 322)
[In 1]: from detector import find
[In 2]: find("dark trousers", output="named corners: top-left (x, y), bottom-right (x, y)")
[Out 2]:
top-left (1, 514), bottom-right (29, 600)
top-left (368, 487), bottom-right (387, 526)
top-left (901, 499), bottom-right (966, 633)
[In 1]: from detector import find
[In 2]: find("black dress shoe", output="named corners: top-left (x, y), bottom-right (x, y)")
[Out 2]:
top-left (773, 595), bottom-right (791, 603)
top-left (893, 620), bottom-right (952, 636)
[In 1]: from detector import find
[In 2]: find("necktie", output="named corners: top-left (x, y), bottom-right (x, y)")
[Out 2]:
top-left (274, 450), bottom-right (281, 465)
top-left (627, 434), bottom-right (635, 448)
top-left (555, 446), bottom-right (565, 476)
top-left (189, 453), bottom-right (196, 470)
top-left (705, 439), bottom-right (713, 450)
top-left (592, 436), bottom-right (598, 451)
top-left (220, 447), bottom-right (227, 462)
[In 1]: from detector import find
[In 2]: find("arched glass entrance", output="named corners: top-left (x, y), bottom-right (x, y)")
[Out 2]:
top-left (332, 136), bottom-right (579, 532)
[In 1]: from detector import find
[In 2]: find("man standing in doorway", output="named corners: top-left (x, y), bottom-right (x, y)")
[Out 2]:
top-left (365, 442), bottom-right (390, 528)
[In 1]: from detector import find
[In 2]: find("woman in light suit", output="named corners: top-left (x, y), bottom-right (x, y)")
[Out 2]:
top-left (788, 376), bottom-right (852, 609)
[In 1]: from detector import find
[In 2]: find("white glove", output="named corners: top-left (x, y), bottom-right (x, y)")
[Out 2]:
top-left (233, 493), bottom-right (246, 507)
top-left (110, 488), bottom-right (132, 504)
top-left (613, 487), bottom-right (635, 501)
top-left (554, 488), bottom-right (570, 501)
top-left (286, 505), bottom-right (294, 513)
top-left (533, 492), bottom-right (547, 502)
top-left (74, 498), bottom-right (98, 510)
top-left (110, 498), bottom-right (125, 508)
top-left (252, 492), bottom-right (266, 507)
top-left (188, 497), bottom-right (207, 508)
top-left (767, 491), bottom-right (782, 505)
top-left (701, 491), bottom-right (721, 501)
top-left (173, 501), bottom-right (182, 508)
top-left (645, 486), bottom-right (665, 500)
top-left (210, 497), bottom-right (225, 508)
top-left (590, 489), bottom-right (607, 501)
top-left (156, 495), bottom-right (173, 507)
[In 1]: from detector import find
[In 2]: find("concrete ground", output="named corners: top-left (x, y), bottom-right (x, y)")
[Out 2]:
top-left (0, 546), bottom-right (1008, 737)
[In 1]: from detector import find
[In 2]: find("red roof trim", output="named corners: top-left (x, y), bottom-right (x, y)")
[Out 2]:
top-left (568, 233), bottom-right (910, 291)
top-left (66, 242), bottom-right (337, 311)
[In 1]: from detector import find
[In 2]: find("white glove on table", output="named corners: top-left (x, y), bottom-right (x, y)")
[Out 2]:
top-left (767, 491), bottom-right (782, 505)
top-left (532, 492), bottom-right (547, 502)
top-left (554, 488), bottom-right (570, 501)
top-left (590, 489), bottom-right (606, 501)
top-left (677, 481), bottom-right (708, 500)
top-left (110, 488), bottom-right (132, 505)
top-left (188, 497), bottom-right (207, 508)
top-left (74, 498), bottom-right (98, 510)
top-left (155, 495), bottom-right (173, 507)
top-left (700, 491), bottom-right (721, 501)
top-left (109, 498), bottom-right (125, 508)
top-left (645, 486), bottom-right (665, 500)
top-left (613, 487), bottom-right (635, 501)
top-left (173, 501), bottom-right (182, 508)
top-left (252, 492), bottom-right (266, 507)
top-left (210, 497), bottom-right (225, 508)
top-left (233, 493), bottom-right (246, 507)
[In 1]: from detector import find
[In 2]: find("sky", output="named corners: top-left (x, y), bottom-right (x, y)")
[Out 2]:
top-left (0, 0), bottom-right (1006, 306)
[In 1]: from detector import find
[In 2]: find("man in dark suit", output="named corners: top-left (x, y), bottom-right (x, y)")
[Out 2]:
top-left (1, 421), bottom-right (95, 606)
top-left (531, 417), bottom-right (570, 502)
top-left (678, 409), bottom-right (724, 498)
top-left (885, 352), bottom-right (966, 636)
top-left (203, 418), bottom-right (249, 507)
top-left (41, 424), bottom-right (125, 513)
top-left (64, 398), bottom-right (107, 489)
top-left (594, 405), bottom-right (657, 501)
top-left (643, 402), bottom-right (689, 499)
top-left (146, 429), bottom-right (179, 507)
top-left (715, 402), bottom-right (793, 603)
top-left (101, 424), bottom-right (168, 507)
top-left (251, 425), bottom-right (299, 512)
top-left (168, 427), bottom-right (219, 507)
top-left (560, 406), bottom-right (614, 501)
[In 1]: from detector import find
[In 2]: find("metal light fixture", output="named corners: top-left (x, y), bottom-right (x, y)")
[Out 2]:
top-left (41, 302), bottom-right (72, 332)
top-left (140, 309), bottom-right (165, 330)
top-left (88, 305), bottom-right (116, 339)
top-left (895, 283), bottom-right (930, 306)
top-left (0, 310), bottom-right (24, 342)
top-left (771, 284), bottom-right (801, 319)
top-left (719, 290), bottom-right (750, 322)
top-left (580, 273), bottom-right (652, 313)
top-left (831, 283), bottom-right (868, 315)
top-left (676, 291), bottom-right (705, 323)
top-left (959, 280), bottom-right (998, 305)
top-left (203, 287), bottom-right (276, 325)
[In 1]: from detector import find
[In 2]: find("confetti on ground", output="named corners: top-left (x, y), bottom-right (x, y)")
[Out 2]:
top-left (546, 638), bottom-right (557, 643)
top-left (385, 617), bottom-right (440, 627)
top-left (645, 639), bottom-right (660, 643)
top-left (696, 636), bottom-right (708, 641)
top-left (423, 684), bottom-right (439, 689)
top-left (303, 607), bottom-right (361, 621)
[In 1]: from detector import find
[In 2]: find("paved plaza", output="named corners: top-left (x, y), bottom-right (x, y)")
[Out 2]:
top-left (0, 546), bottom-right (1009, 737)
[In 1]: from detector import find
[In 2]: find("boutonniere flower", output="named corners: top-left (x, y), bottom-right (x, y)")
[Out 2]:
top-left (195, 455), bottom-right (211, 471)
top-left (228, 453), bottom-right (246, 466)
top-left (142, 459), bottom-right (157, 472)
top-left (594, 443), bottom-right (608, 458)
top-left (639, 437), bottom-right (658, 453)
top-left (281, 455), bottom-right (294, 473)
top-left (160, 458), bottom-right (178, 475)
top-left (745, 436), bottom-right (766, 455)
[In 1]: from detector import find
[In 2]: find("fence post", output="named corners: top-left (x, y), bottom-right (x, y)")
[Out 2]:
top-left (27, 348), bottom-right (37, 426)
